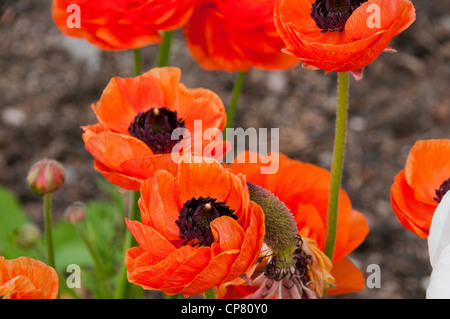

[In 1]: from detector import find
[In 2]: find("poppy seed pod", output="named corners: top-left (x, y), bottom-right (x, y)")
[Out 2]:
top-left (26, 159), bottom-right (66, 196)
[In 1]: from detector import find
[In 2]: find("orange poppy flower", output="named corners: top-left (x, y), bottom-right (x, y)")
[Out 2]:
top-left (124, 157), bottom-right (265, 296)
top-left (391, 139), bottom-right (450, 239)
top-left (183, 0), bottom-right (299, 72)
top-left (52, 0), bottom-right (196, 50)
top-left (274, 0), bottom-right (416, 75)
top-left (226, 151), bottom-right (369, 295)
top-left (82, 67), bottom-right (228, 191)
top-left (0, 256), bottom-right (59, 299)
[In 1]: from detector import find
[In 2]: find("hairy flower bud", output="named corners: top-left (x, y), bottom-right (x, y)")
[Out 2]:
top-left (64, 202), bottom-right (86, 224)
top-left (26, 159), bottom-right (66, 196)
top-left (247, 182), bottom-right (299, 262)
top-left (16, 224), bottom-right (41, 249)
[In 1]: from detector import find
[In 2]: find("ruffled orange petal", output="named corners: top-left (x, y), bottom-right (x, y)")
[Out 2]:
top-left (93, 160), bottom-right (144, 191)
top-left (0, 256), bottom-right (58, 299)
top-left (391, 169), bottom-right (435, 238)
top-left (84, 132), bottom-right (153, 172)
top-left (327, 257), bottom-right (365, 296)
top-left (225, 200), bottom-right (265, 281)
top-left (405, 139), bottom-right (450, 206)
top-left (93, 75), bottom-right (164, 133)
top-left (177, 159), bottom-right (250, 215)
top-left (125, 219), bottom-right (177, 258)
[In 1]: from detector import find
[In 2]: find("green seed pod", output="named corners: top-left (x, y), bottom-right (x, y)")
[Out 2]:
top-left (247, 182), bottom-right (299, 263)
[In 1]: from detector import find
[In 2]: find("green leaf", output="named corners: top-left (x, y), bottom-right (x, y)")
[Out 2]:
top-left (0, 186), bottom-right (41, 260)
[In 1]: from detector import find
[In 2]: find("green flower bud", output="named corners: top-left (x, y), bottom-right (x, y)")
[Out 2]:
top-left (16, 223), bottom-right (41, 249)
top-left (247, 182), bottom-right (299, 263)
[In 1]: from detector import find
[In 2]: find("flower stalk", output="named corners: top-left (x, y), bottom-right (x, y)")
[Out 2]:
top-left (114, 190), bottom-right (141, 299)
top-left (43, 193), bottom-right (56, 269)
top-left (75, 222), bottom-right (112, 299)
top-left (156, 31), bottom-right (173, 68)
top-left (223, 70), bottom-right (246, 140)
top-left (324, 71), bottom-right (349, 261)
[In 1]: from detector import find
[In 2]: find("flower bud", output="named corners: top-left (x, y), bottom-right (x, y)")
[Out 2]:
top-left (247, 182), bottom-right (299, 262)
top-left (64, 202), bottom-right (86, 224)
top-left (16, 224), bottom-right (41, 249)
top-left (26, 159), bottom-right (66, 196)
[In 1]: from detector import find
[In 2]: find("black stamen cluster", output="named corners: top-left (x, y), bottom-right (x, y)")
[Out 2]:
top-left (128, 107), bottom-right (185, 154)
top-left (434, 177), bottom-right (450, 203)
top-left (311, 0), bottom-right (368, 32)
top-left (176, 196), bottom-right (237, 247)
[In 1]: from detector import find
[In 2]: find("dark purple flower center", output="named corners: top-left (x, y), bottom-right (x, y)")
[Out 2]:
top-left (434, 177), bottom-right (450, 203)
top-left (176, 196), bottom-right (238, 247)
top-left (311, 0), bottom-right (368, 32)
top-left (128, 107), bottom-right (185, 154)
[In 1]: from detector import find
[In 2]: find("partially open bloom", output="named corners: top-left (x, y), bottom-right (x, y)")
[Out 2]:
top-left (226, 152), bottom-right (369, 295)
top-left (0, 256), bottom-right (59, 299)
top-left (52, 0), bottom-right (197, 50)
top-left (391, 139), bottom-right (450, 239)
top-left (82, 67), bottom-right (228, 191)
top-left (427, 191), bottom-right (450, 299)
top-left (125, 157), bottom-right (265, 296)
top-left (183, 0), bottom-right (299, 72)
top-left (274, 0), bottom-right (416, 76)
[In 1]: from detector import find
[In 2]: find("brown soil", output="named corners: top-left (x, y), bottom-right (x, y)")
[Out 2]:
top-left (1, 0), bottom-right (450, 299)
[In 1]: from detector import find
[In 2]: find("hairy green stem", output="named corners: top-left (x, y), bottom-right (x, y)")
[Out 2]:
top-left (223, 71), bottom-right (246, 140)
top-left (324, 71), bottom-right (349, 261)
top-left (204, 288), bottom-right (216, 299)
top-left (133, 48), bottom-right (141, 76)
top-left (43, 193), bottom-right (55, 269)
top-left (156, 31), bottom-right (173, 68)
top-left (76, 223), bottom-right (112, 299)
top-left (114, 190), bottom-right (141, 299)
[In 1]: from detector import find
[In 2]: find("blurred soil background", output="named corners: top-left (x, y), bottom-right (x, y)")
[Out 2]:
top-left (1, 0), bottom-right (450, 299)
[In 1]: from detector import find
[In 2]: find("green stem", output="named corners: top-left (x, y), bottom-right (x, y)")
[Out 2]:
top-left (324, 71), bottom-right (349, 261)
top-left (43, 193), bottom-right (55, 269)
top-left (114, 190), bottom-right (141, 299)
top-left (223, 71), bottom-right (246, 140)
top-left (204, 288), bottom-right (216, 299)
top-left (156, 31), bottom-right (173, 68)
top-left (76, 224), bottom-right (112, 299)
top-left (133, 48), bottom-right (141, 76)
